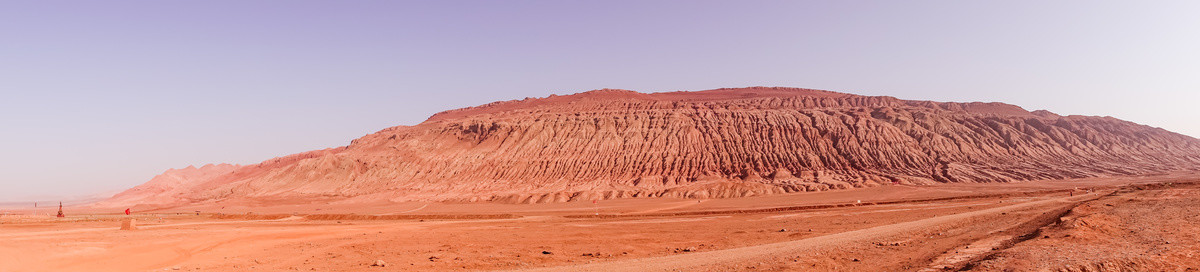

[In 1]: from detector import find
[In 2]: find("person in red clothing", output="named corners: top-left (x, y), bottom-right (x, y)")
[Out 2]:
top-left (124, 208), bottom-right (130, 215)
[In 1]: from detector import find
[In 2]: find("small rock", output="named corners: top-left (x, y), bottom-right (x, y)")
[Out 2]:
top-left (120, 218), bottom-right (138, 230)
top-left (852, 258), bottom-right (860, 262)
top-left (371, 260), bottom-right (387, 267)
top-left (778, 228), bottom-right (788, 232)
top-left (541, 251), bottom-right (553, 255)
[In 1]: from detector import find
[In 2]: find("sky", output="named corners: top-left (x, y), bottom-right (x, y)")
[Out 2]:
top-left (1, 1), bottom-right (1198, 201)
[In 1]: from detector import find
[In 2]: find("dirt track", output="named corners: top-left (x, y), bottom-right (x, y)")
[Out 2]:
top-left (966, 184), bottom-right (1200, 271)
top-left (519, 193), bottom-right (1103, 272)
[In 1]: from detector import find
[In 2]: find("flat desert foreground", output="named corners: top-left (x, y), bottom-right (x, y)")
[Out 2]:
top-left (3, 174), bottom-right (1198, 272)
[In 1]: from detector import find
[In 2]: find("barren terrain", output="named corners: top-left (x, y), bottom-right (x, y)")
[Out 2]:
top-left (9, 88), bottom-right (1200, 271)
top-left (4, 174), bottom-right (1198, 272)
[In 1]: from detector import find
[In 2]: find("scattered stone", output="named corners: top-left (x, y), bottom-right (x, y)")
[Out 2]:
top-left (778, 228), bottom-right (788, 232)
top-left (672, 247), bottom-right (698, 253)
top-left (541, 251), bottom-right (553, 255)
top-left (852, 258), bottom-right (860, 262)
top-left (371, 260), bottom-right (387, 267)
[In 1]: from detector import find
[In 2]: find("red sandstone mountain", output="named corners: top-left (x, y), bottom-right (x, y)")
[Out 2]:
top-left (97, 87), bottom-right (1200, 207)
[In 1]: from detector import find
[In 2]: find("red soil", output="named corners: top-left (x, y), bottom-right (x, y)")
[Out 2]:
top-left (6, 176), bottom-right (1197, 272)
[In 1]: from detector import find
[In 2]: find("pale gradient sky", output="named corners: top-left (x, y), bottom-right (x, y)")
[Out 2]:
top-left (2, 1), bottom-right (1198, 201)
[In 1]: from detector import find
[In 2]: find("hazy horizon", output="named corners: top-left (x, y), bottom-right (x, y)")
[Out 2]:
top-left (2, 1), bottom-right (1198, 202)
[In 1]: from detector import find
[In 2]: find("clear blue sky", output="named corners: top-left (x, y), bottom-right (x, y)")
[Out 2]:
top-left (2, 1), bottom-right (1198, 201)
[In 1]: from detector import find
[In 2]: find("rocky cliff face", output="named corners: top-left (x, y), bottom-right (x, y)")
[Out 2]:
top-left (103, 87), bottom-right (1200, 206)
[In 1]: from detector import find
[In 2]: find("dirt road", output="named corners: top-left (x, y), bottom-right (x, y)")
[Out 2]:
top-left (519, 193), bottom-right (1103, 272)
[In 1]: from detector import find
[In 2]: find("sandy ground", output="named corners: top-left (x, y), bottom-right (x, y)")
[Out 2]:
top-left (1, 174), bottom-right (1197, 272)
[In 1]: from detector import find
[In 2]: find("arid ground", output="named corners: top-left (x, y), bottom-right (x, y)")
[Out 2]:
top-left (2, 174), bottom-right (1198, 272)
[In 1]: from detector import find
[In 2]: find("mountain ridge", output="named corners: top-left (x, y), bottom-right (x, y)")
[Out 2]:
top-left (95, 87), bottom-right (1200, 208)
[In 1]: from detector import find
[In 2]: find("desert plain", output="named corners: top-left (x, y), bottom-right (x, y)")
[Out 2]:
top-left (6, 87), bottom-right (1200, 272)
top-left (8, 1), bottom-right (1200, 271)
top-left (3, 173), bottom-right (1199, 272)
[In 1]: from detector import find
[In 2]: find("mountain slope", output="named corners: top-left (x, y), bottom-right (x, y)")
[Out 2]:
top-left (100, 87), bottom-right (1200, 207)
top-left (101, 163), bottom-right (240, 207)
